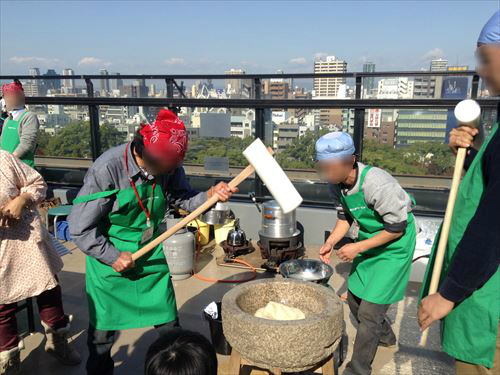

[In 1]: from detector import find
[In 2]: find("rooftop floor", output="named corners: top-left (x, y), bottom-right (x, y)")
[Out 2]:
top-left (18, 241), bottom-right (453, 375)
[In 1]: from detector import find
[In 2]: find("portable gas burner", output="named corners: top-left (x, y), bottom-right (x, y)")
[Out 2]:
top-left (221, 240), bottom-right (252, 260)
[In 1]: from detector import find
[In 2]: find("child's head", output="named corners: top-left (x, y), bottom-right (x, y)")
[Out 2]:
top-left (145, 328), bottom-right (217, 375)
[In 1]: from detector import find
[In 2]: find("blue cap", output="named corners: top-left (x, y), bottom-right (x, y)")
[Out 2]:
top-left (315, 132), bottom-right (355, 161)
top-left (478, 10), bottom-right (500, 45)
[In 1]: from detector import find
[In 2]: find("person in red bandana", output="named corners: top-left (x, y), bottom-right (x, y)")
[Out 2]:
top-left (0, 81), bottom-right (40, 167)
top-left (68, 109), bottom-right (236, 375)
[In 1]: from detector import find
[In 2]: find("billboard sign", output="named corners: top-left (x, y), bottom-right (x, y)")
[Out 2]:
top-left (367, 108), bottom-right (381, 128)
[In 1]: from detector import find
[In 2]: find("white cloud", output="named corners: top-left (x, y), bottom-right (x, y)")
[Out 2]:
top-left (78, 56), bottom-right (111, 67)
top-left (422, 48), bottom-right (445, 61)
top-left (9, 56), bottom-right (61, 66)
top-left (164, 57), bottom-right (185, 65)
top-left (289, 57), bottom-right (308, 65)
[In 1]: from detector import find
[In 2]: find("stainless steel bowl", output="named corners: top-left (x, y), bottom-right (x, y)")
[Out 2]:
top-left (279, 259), bottom-right (334, 285)
top-left (201, 203), bottom-right (234, 225)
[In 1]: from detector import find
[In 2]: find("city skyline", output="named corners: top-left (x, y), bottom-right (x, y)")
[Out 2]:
top-left (1, 1), bottom-right (498, 75)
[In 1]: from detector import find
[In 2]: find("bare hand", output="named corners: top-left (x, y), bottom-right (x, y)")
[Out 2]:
top-left (319, 241), bottom-right (334, 263)
top-left (448, 126), bottom-right (479, 154)
top-left (208, 182), bottom-right (238, 202)
top-left (0, 195), bottom-right (29, 223)
top-left (337, 243), bottom-right (361, 262)
top-left (112, 252), bottom-right (135, 272)
top-left (418, 293), bottom-right (455, 331)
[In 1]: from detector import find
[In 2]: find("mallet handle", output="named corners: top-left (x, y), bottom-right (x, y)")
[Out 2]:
top-left (419, 147), bottom-right (467, 346)
top-left (132, 164), bottom-right (256, 261)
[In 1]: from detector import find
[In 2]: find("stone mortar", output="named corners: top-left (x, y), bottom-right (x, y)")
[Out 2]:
top-left (222, 279), bottom-right (343, 372)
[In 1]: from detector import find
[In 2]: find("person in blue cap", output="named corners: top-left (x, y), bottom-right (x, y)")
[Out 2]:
top-left (418, 10), bottom-right (500, 375)
top-left (315, 132), bottom-right (416, 375)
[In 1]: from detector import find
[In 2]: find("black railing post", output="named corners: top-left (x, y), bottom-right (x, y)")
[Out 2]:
top-left (353, 75), bottom-right (365, 160)
top-left (254, 78), bottom-right (265, 198)
top-left (165, 78), bottom-right (178, 114)
top-left (471, 74), bottom-right (480, 99)
top-left (85, 78), bottom-right (101, 160)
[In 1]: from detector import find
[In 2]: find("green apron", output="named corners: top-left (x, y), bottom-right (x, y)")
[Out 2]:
top-left (340, 166), bottom-right (417, 305)
top-left (0, 111), bottom-right (35, 167)
top-left (420, 124), bottom-right (500, 368)
top-left (73, 180), bottom-right (177, 331)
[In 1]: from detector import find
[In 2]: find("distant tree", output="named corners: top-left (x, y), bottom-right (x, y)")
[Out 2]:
top-left (275, 128), bottom-right (330, 169)
top-left (37, 121), bottom-right (126, 158)
top-left (185, 136), bottom-right (254, 166)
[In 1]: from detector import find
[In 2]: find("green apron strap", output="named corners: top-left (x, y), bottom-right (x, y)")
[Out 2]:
top-left (358, 165), bottom-right (372, 189)
top-left (73, 189), bottom-right (120, 204)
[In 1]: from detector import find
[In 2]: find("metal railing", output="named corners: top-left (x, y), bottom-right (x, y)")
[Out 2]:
top-left (1, 70), bottom-right (499, 213)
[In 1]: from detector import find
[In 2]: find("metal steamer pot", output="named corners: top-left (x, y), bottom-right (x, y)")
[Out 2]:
top-left (259, 200), bottom-right (299, 239)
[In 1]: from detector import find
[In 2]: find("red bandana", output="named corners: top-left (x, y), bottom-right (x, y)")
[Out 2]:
top-left (2, 81), bottom-right (24, 94)
top-left (139, 109), bottom-right (188, 163)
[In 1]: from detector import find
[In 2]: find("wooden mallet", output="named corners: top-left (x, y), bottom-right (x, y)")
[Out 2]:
top-left (419, 99), bottom-right (481, 346)
top-left (132, 138), bottom-right (303, 261)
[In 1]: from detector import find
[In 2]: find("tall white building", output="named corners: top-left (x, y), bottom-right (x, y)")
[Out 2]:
top-left (25, 68), bottom-right (41, 96)
top-left (62, 68), bottom-right (75, 92)
top-left (377, 77), bottom-right (414, 99)
top-left (313, 56), bottom-right (347, 98)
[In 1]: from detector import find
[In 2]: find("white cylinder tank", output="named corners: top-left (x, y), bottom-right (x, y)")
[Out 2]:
top-left (163, 218), bottom-right (196, 280)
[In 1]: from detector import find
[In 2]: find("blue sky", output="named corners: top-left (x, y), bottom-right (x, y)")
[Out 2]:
top-left (1, 0), bottom-right (498, 75)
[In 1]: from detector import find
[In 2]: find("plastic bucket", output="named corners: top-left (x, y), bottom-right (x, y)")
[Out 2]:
top-left (188, 219), bottom-right (210, 245)
top-left (203, 302), bottom-right (232, 355)
top-left (214, 219), bottom-right (235, 244)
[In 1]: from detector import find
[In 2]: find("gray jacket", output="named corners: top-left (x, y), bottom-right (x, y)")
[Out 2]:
top-left (334, 162), bottom-right (413, 233)
top-left (69, 143), bottom-right (207, 265)
top-left (0, 109), bottom-right (40, 158)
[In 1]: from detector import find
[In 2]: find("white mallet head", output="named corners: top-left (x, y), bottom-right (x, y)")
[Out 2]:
top-left (454, 99), bottom-right (481, 128)
top-left (243, 138), bottom-right (303, 214)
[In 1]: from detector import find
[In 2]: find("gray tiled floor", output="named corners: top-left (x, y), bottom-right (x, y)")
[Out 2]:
top-left (17, 242), bottom-right (453, 375)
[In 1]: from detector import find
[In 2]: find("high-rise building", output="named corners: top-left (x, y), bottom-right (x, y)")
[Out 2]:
top-left (268, 79), bottom-right (290, 100)
top-left (396, 109), bottom-right (448, 146)
top-left (24, 68), bottom-right (41, 96)
top-left (377, 77), bottom-right (413, 99)
top-left (111, 72), bottom-right (123, 92)
top-left (313, 56), bottom-right (347, 129)
top-left (28, 67), bottom-right (40, 80)
top-left (100, 69), bottom-right (110, 94)
top-left (414, 59), bottom-right (448, 99)
top-left (430, 58), bottom-right (448, 72)
top-left (133, 79), bottom-right (148, 97)
top-left (225, 69), bottom-right (252, 96)
top-left (363, 62), bottom-right (376, 96)
top-left (62, 68), bottom-right (75, 92)
top-left (313, 56), bottom-right (347, 97)
top-left (43, 69), bottom-right (61, 91)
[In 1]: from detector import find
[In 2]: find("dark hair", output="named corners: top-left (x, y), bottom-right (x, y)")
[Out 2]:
top-left (132, 129), bottom-right (145, 158)
top-left (145, 329), bottom-right (217, 375)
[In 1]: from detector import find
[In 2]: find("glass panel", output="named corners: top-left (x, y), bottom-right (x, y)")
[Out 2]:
top-left (26, 105), bottom-right (93, 159)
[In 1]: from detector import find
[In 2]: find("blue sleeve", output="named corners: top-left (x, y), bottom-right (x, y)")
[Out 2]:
top-left (166, 167), bottom-right (207, 212)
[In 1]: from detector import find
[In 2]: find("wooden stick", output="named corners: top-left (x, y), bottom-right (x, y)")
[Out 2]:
top-left (132, 164), bottom-right (256, 261)
top-left (419, 147), bottom-right (467, 346)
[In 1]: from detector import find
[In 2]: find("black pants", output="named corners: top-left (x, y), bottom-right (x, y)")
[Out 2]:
top-left (86, 318), bottom-right (180, 375)
top-left (344, 291), bottom-right (396, 375)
